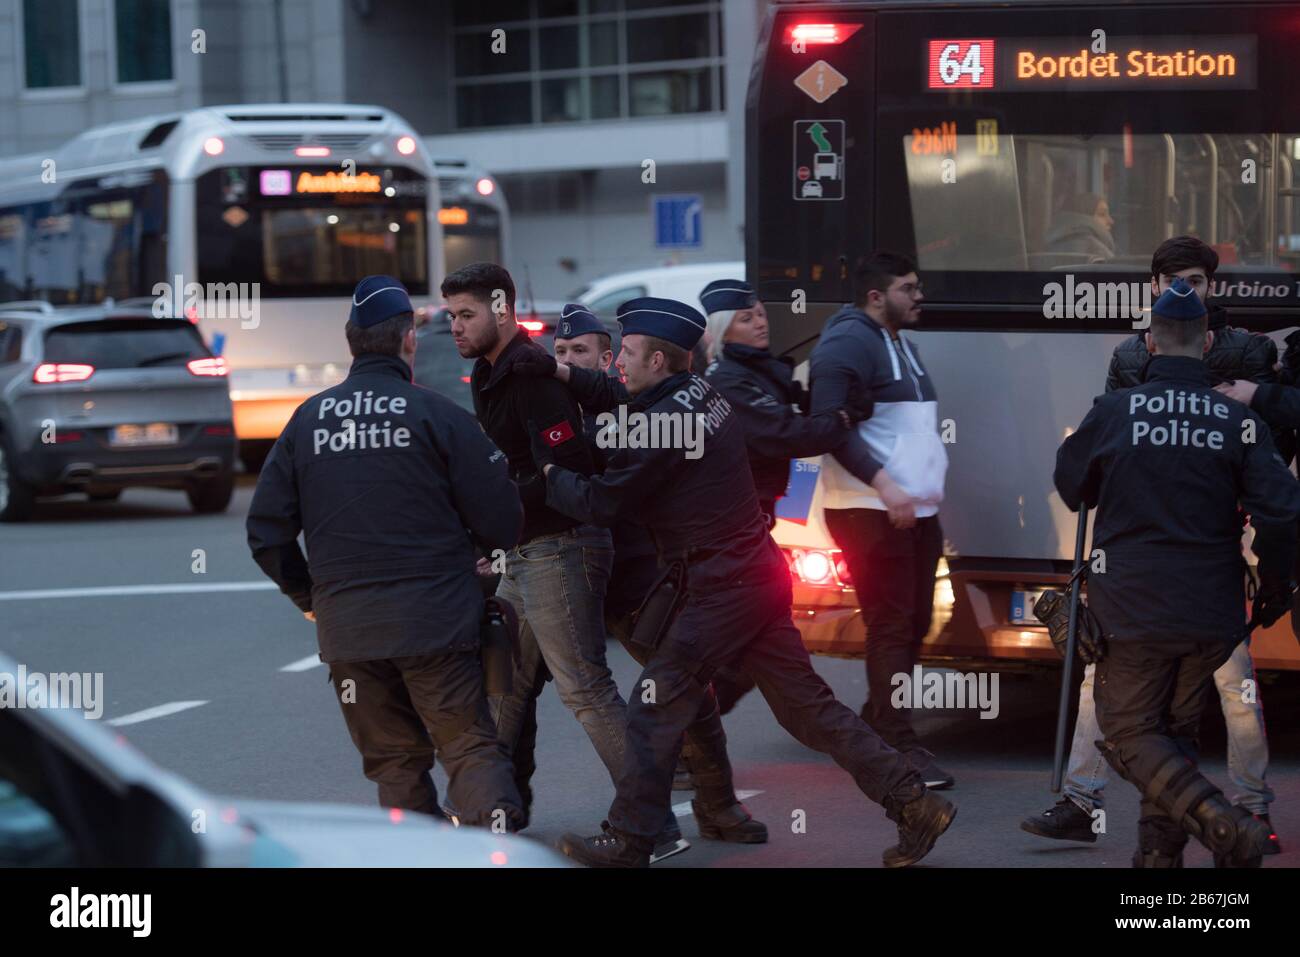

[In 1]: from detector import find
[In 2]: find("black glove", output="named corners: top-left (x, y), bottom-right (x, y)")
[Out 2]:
top-left (525, 418), bottom-right (559, 474)
top-left (845, 394), bottom-right (874, 423)
top-left (1249, 580), bottom-right (1296, 631)
top-left (511, 351), bottom-right (558, 378)
top-left (1033, 589), bottom-right (1106, 664)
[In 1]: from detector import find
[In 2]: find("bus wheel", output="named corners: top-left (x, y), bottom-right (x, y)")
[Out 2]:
top-left (239, 440), bottom-right (273, 474)
top-left (0, 433), bottom-right (36, 522)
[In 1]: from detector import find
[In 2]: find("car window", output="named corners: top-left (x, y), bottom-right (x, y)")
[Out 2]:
top-left (43, 319), bottom-right (209, 369)
top-left (583, 285), bottom-right (647, 319)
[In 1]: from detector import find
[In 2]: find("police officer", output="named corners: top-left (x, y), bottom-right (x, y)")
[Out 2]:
top-left (548, 303), bottom-right (767, 844)
top-left (246, 275), bottom-right (524, 829)
top-left (531, 297), bottom-right (956, 867)
top-left (1055, 279), bottom-right (1300, 867)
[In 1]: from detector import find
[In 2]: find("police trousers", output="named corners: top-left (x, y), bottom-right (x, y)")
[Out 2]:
top-left (1095, 639), bottom-right (1237, 853)
top-left (330, 652), bottom-right (523, 828)
top-left (607, 571), bottom-right (920, 839)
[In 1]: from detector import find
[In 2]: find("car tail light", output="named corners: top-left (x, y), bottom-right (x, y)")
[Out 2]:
top-left (33, 363), bottom-right (94, 383)
top-left (784, 22), bottom-right (863, 46)
top-left (53, 430), bottom-right (83, 443)
top-left (203, 425), bottom-right (234, 436)
top-left (520, 319), bottom-right (545, 335)
top-left (459, 375), bottom-right (471, 383)
top-left (786, 547), bottom-right (851, 588)
top-left (187, 357), bottom-right (228, 376)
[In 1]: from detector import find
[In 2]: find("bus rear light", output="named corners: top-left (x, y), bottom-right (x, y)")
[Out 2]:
top-left (785, 22), bottom-right (863, 46)
top-left (295, 146), bottom-right (331, 157)
top-left (520, 319), bottom-right (545, 335)
top-left (33, 363), bottom-right (94, 383)
top-left (396, 136), bottom-right (417, 156)
top-left (786, 547), bottom-right (850, 588)
top-left (203, 136), bottom-right (225, 156)
top-left (187, 357), bottom-right (229, 376)
top-left (475, 177), bottom-right (495, 196)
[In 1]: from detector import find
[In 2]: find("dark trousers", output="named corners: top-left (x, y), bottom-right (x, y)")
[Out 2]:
top-left (825, 508), bottom-right (943, 751)
top-left (608, 572), bottom-right (918, 839)
top-left (1095, 639), bottom-right (1237, 853)
top-left (330, 652), bottom-right (523, 828)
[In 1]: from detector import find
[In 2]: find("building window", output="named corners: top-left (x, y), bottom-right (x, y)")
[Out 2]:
top-left (23, 0), bottom-right (81, 89)
top-left (451, 0), bottom-right (723, 129)
top-left (115, 0), bottom-right (174, 83)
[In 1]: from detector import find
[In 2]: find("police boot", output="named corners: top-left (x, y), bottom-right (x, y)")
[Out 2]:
top-left (881, 780), bottom-right (957, 868)
top-left (681, 702), bottom-right (769, 844)
top-left (1190, 795), bottom-right (1269, 868)
top-left (557, 821), bottom-right (652, 868)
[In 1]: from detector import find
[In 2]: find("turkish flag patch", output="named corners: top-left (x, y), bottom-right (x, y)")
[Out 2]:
top-left (540, 420), bottom-right (575, 447)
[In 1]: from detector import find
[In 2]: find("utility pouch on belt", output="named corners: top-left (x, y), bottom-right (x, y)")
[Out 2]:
top-left (629, 561), bottom-right (688, 651)
top-left (481, 597), bottom-right (517, 696)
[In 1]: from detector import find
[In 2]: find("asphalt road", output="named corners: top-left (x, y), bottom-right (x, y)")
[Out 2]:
top-left (2, 480), bottom-right (1298, 868)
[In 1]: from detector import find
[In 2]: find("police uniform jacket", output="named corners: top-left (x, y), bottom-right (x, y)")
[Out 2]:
top-left (1055, 354), bottom-right (1300, 645)
top-left (247, 353), bottom-right (523, 663)
top-left (705, 342), bottom-right (852, 506)
top-left (547, 371), bottom-right (784, 591)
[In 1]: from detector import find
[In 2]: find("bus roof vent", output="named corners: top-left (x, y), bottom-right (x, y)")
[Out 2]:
top-left (138, 119), bottom-right (180, 149)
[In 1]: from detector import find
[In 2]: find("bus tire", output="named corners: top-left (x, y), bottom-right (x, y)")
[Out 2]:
top-left (188, 473), bottom-right (234, 514)
top-left (0, 432), bottom-right (36, 522)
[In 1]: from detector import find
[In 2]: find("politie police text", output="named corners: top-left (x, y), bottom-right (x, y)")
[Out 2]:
top-left (1129, 389), bottom-right (1229, 449)
top-left (314, 390), bottom-right (412, 454)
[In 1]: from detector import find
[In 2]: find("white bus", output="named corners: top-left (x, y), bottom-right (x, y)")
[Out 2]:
top-left (432, 158), bottom-right (509, 275)
top-left (0, 104), bottom-right (442, 470)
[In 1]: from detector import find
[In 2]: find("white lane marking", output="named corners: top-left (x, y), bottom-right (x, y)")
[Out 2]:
top-left (0, 582), bottom-right (278, 601)
top-left (107, 700), bottom-right (208, 727)
top-left (280, 654), bottom-right (325, 672)
top-left (672, 789), bottom-right (764, 818)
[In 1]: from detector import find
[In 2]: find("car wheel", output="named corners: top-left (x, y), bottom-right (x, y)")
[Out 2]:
top-left (187, 473), bottom-right (234, 514)
top-left (0, 433), bottom-right (36, 522)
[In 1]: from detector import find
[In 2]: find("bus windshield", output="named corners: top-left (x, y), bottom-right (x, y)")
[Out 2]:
top-left (196, 165), bottom-right (429, 298)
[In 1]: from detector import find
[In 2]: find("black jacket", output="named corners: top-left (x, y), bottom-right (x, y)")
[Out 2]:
top-left (1104, 307), bottom-right (1277, 392)
top-left (1055, 355), bottom-right (1300, 645)
top-left (246, 353), bottom-right (523, 663)
top-left (704, 342), bottom-right (852, 506)
top-left (546, 371), bottom-right (785, 591)
top-left (472, 329), bottom-right (598, 544)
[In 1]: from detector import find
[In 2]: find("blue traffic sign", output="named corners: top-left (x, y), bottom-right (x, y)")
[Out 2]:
top-left (653, 194), bottom-right (703, 248)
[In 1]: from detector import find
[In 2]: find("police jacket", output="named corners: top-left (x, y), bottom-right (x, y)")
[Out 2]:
top-left (1055, 355), bottom-right (1300, 645)
top-left (247, 353), bottom-right (523, 663)
top-left (546, 371), bottom-right (785, 591)
top-left (809, 306), bottom-right (948, 515)
top-left (472, 329), bottom-right (598, 544)
top-left (704, 342), bottom-right (852, 506)
top-left (1105, 308), bottom-right (1277, 392)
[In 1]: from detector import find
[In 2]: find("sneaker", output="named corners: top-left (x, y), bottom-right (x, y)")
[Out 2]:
top-left (1020, 798), bottom-right (1098, 844)
top-left (903, 747), bottom-right (955, 790)
top-left (882, 792), bottom-right (957, 868)
top-left (1255, 814), bottom-right (1281, 855)
top-left (650, 815), bottom-right (691, 864)
top-left (557, 821), bottom-right (651, 868)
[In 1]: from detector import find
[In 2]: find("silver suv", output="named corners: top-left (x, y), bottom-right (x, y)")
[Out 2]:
top-left (0, 302), bottom-right (236, 521)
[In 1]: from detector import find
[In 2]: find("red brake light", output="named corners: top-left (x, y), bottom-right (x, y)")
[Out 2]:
top-left (784, 22), bottom-right (863, 46)
top-left (33, 363), bottom-right (94, 383)
top-left (786, 547), bottom-right (850, 588)
top-left (520, 319), bottom-right (545, 335)
top-left (53, 430), bottom-right (84, 443)
top-left (187, 357), bottom-right (228, 376)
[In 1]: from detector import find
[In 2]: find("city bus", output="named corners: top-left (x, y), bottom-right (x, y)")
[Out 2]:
top-left (0, 104), bottom-right (441, 471)
top-left (432, 158), bottom-right (510, 274)
top-left (751, 0), bottom-right (1300, 671)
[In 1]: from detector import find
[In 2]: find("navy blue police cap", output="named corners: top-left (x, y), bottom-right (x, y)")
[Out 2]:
top-left (1152, 278), bottom-right (1207, 322)
top-left (350, 275), bottom-right (413, 329)
top-left (555, 304), bottom-right (605, 340)
top-left (699, 279), bottom-right (756, 316)
top-left (616, 296), bottom-right (707, 350)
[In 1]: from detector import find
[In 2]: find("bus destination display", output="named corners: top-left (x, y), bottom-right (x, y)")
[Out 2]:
top-left (927, 35), bottom-right (1257, 92)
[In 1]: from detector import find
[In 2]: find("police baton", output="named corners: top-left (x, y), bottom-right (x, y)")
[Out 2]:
top-left (1051, 506), bottom-right (1090, 793)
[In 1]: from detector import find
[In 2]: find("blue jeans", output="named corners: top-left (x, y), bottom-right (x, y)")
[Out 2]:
top-left (492, 526), bottom-right (626, 785)
top-left (1064, 641), bottom-right (1273, 814)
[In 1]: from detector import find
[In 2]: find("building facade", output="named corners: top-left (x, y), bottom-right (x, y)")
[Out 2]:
top-left (0, 0), bottom-right (764, 298)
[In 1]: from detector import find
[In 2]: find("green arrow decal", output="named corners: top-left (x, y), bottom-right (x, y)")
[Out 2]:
top-left (808, 122), bottom-right (831, 152)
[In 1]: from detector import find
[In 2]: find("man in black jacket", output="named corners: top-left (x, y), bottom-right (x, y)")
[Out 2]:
top-left (1055, 280), bottom-right (1300, 867)
top-left (444, 263), bottom-right (688, 855)
top-left (247, 276), bottom-right (524, 828)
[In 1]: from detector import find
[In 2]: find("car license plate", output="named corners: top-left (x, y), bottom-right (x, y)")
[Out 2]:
top-left (110, 422), bottom-right (178, 447)
top-left (1010, 589), bottom-right (1051, 624)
